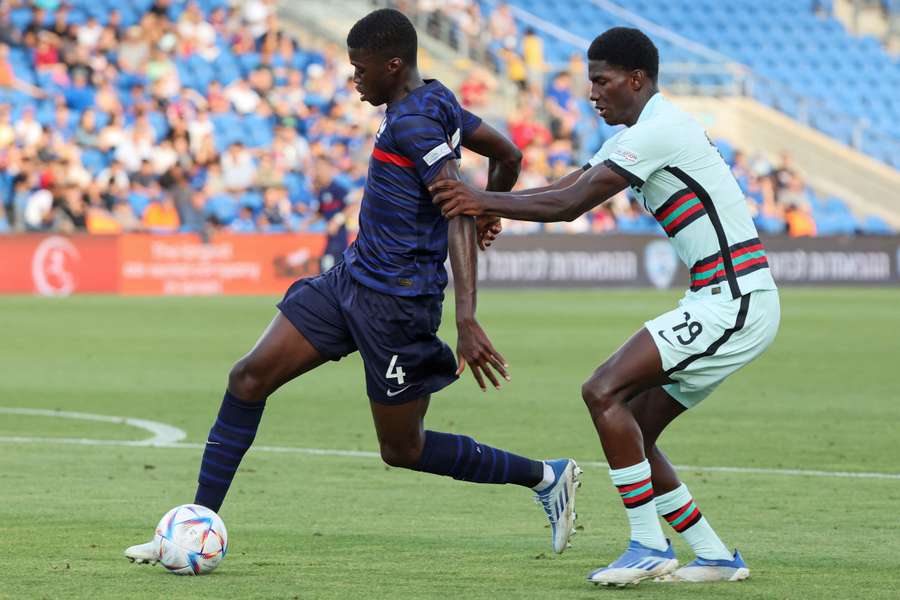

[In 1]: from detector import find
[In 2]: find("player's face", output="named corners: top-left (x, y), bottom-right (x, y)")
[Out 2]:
top-left (588, 60), bottom-right (639, 126)
top-left (348, 48), bottom-right (393, 106)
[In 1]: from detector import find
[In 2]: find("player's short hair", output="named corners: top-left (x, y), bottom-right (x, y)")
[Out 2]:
top-left (587, 27), bottom-right (659, 82)
top-left (347, 9), bottom-right (417, 65)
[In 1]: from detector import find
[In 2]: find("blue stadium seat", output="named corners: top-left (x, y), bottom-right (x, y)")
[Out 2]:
top-left (80, 148), bottom-right (108, 175)
top-left (860, 215), bottom-right (894, 235)
top-left (238, 53), bottom-right (261, 75)
top-left (823, 196), bottom-right (851, 215)
top-left (284, 172), bottom-right (312, 204)
top-left (0, 173), bottom-right (13, 207)
top-left (128, 192), bottom-right (152, 218)
top-left (239, 191), bottom-right (264, 212)
top-left (755, 215), bottom-right (786, 235)
top-left (10, 8), bottom-right (32, 30)
top-left (504, 0), bottom-right (899, 167)
top-left (205, 194), bottom-right (238, 225)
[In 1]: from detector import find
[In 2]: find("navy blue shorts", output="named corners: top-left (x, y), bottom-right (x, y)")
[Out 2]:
top-left (276, 261), bottom-right (458, 404)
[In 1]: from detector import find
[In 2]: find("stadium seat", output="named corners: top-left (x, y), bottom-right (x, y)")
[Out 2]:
top-left (239, 191), bottom-right (264, 213)
top-left (504, 0), bottom-right (899, 166)
top-left (205, 194), bottom-right (238, 225)
top-left (80, 148), bottom-right (109, 176)
top-left (128, 192), bottom-right (152, 218)
top-left (860, 215), bottom-right (894, 235)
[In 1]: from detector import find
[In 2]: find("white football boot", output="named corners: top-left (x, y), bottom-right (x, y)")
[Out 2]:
top-left (661, 549), bottom-right (750, 582)
top-left (588, 539), bottom-right (679, 586)
top-left (124, 538), bottom-right (160, 565)
top-left (534, 458), bottom-right (583, 553)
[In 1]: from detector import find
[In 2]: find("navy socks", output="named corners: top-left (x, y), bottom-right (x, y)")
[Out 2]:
top-left (412, 430), bottom-right (544, 487)
top-left (194, 396), bottom-right (545, 512)
top-left (194, 391), bottom-right (265, 512)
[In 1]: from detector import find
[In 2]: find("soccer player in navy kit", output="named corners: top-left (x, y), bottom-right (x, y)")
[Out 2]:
top-left (311, 156), bottom-right (351, 272)
top-left (125, 9), bottom-right (581, 565)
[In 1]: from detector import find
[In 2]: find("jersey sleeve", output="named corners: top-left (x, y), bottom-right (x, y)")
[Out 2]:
top-left (601, 121), bottom-right (681, 187)
top-left (583, 135), bottom-right (618, 171)
top-left (460, 109), bottom-right (482, 137)
top-left (584, 144), bottom-right (611, 171)
top-left (392, 113), bottom-right (456, 185)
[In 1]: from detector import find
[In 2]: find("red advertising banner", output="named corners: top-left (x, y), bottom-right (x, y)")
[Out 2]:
top-left (0, 234), bottom-right (118, 295)
top-left (118, 233), bottom-right (326, 295)
top-left (1, 233), bottom-right (898, 295)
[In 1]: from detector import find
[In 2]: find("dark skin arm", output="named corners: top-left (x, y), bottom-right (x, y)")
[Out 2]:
top-left (433, 159), bottom-right (509, 391)
top-left (430, 163), bottom-right (629, 223)
top-left (460, 118), bottom-right (523, 249)
top-left (507, 166), bottom-right (586, 196)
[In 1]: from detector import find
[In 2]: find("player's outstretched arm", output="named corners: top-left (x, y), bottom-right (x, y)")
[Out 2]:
top-left (430, 162), bottom-right (629, 223)
top-left (510, 167), bottom-right (587, 196)
top-left (432, 161), bottom-right (510, 391)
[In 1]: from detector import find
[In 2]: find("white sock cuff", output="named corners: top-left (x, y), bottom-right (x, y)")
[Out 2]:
top-left (532, 461), bottom-right (556, 492)
top-left (608, 459), bottom-right (651, 486)
top-left (654, 483), bottom-right (692, 515)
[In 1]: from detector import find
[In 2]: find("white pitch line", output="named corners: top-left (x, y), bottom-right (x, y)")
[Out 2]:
top-left (1, 436), bottom-right (898, 481)
top-left (0, 407), bottom-right (186, 446)
top-left (2, 408), bottom-right (899, 481)
top-left (580, 461), bottom-right (900, 481)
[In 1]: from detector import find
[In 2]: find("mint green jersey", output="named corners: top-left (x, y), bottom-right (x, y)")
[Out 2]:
top-left (588, 93), bottom-right (777, 298)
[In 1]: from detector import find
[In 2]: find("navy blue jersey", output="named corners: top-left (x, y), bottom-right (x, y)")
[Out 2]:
top-left (317, 180), bottom-right (348, 219)
top-left (343, 80), bottom-right (482, 297)
top-left (318, 179), bottom-right (349, 254)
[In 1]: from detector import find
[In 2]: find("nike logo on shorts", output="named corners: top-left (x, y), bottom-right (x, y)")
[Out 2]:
top-left (386, 385), bottom-right (412, 398)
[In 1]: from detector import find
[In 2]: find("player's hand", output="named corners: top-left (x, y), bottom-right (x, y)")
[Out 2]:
top-left (476, 216), bottom-right (502, 250)
top-left (455, 317), bottom-right (509, 391)
top-left (429, 180), bottom-right (487, 218)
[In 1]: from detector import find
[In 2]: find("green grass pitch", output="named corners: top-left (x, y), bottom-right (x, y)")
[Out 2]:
top-left (0, 288), bottom-right (898, 599)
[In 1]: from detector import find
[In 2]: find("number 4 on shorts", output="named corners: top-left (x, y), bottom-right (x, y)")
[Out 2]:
top-left (385, 354), bottom-right (406, 385)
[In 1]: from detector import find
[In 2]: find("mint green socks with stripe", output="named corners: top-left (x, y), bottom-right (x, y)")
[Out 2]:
top-left (655, 483), bottom-right (731, 560)
top-left (609, 460), bottom-right (668, 551)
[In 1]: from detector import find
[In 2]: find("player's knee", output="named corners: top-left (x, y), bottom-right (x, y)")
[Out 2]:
top-left (581, 374), bottom-right (619, 417)
top-left (227, 357), bottom-right (269, 402)
top-left (378, 439), bottom-right (422, 469)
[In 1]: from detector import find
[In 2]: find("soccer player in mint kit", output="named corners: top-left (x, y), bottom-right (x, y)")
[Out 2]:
top-left (431, 27), bottom-right (779, 585)
top-left (125, 9), bottom-right (581, 566)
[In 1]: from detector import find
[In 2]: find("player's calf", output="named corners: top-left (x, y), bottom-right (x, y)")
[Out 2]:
top-left (378, 439), bottom-right (423, 468)
top-left (194, 391), bottom-right (267, 513)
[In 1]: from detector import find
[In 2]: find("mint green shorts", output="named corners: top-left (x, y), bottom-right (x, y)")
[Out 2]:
top-left (645, 289), bottom-right (780, 409)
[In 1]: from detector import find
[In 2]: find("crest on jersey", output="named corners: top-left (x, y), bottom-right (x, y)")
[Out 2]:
top-left (612, 147), bottom-right (638, 164)
top-left (375, 118), bottom-right (387, 140)
top-left (644, 239), bottom-right (678, 289)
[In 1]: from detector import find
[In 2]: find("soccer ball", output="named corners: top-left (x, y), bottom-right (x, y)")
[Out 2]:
top-left (154, 504), bottom-right (228, 575)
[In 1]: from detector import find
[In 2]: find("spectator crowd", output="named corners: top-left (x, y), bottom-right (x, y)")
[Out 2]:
top-left (0, 0), bottom-right (887, 239)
